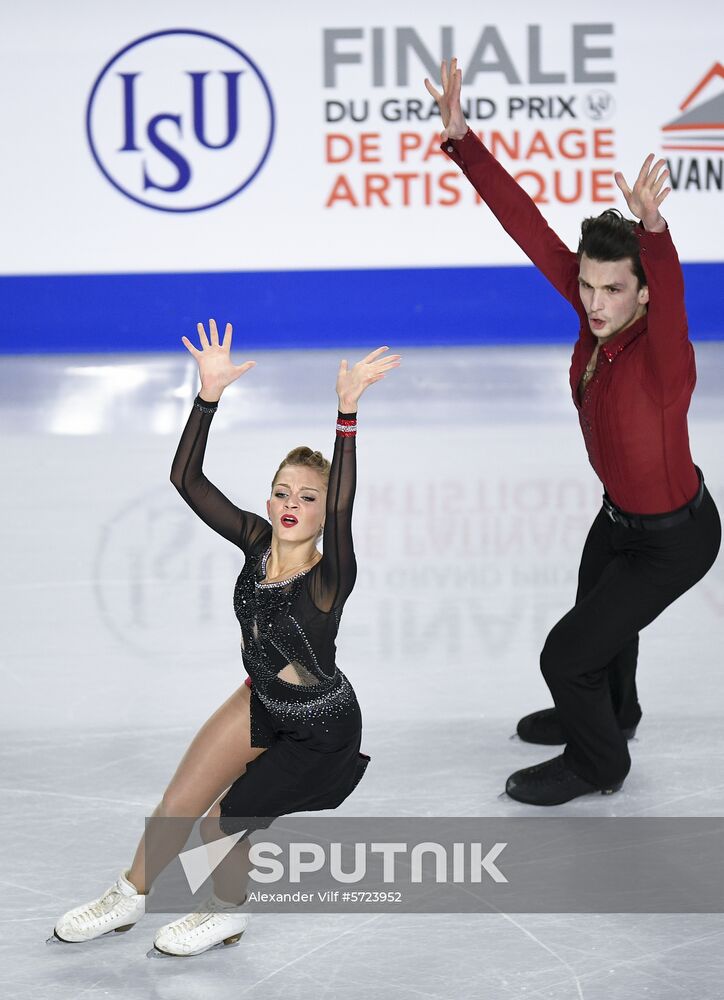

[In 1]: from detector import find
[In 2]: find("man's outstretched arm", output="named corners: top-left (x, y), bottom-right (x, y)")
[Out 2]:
top-left (615, 156), bottom-right (693, 405)
top-left (426, 60), bottom-right (581, 311)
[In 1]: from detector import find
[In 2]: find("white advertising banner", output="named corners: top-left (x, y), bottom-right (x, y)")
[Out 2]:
top-left (2, 0), bottom-right (722, 276)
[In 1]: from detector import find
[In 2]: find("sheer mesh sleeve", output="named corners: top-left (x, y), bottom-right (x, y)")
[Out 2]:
top-left (170, 396), bottom-right (271, 555)
top-left (308, 412), bottom-right (357, 614)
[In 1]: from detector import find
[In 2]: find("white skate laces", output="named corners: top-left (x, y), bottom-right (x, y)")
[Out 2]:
top-left (54, 870), bottom-right (146, 943)
top-left (153, 894), bottom-right (249, 956)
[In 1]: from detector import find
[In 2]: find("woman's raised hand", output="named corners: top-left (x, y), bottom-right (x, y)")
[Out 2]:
top-left (614, 155), bottom-right (670, 233)
top-left (424, 58), bottom-right (468, 142)
top-left (182, 319), bottom-right (256, 402)
top-left (336, 346), bottom-right (401, 412)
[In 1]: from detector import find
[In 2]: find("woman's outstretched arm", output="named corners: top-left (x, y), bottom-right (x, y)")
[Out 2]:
top-left (310, 347), bottom-right (401, 614)
top-left (170, 319), bottom-right (271, 554)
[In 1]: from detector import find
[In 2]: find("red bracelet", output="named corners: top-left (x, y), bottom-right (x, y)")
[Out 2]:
top-left (336, 417), bottom-right (357, 437)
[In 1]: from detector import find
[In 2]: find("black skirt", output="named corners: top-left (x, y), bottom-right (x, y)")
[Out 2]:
top-left (218, 686), bottom-right (369, 835)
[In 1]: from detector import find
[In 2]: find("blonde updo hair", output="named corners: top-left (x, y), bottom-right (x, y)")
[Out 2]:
top-left (271, 446), bottom-right (331, 492)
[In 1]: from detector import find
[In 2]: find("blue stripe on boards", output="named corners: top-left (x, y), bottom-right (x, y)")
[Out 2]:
top-left (1, 263), bottom-right (722, 354)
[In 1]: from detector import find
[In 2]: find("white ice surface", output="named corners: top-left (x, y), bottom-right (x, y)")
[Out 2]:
top-left (2, 346), bottom-right (724, 999)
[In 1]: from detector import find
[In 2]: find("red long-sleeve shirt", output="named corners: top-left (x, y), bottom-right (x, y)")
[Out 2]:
top-left (444, 130), bottom-right (699, 514)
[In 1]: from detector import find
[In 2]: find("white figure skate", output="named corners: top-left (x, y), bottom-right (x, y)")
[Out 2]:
top-left (151, 895), bottom-right (249, 957)
top-left (53, 870), bottom-right (145, 942)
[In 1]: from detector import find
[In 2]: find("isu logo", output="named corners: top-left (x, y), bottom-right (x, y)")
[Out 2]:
top-left (661, 62), bottom-right (724, 152)
top-left (86, 29), bottom-right (275, 212)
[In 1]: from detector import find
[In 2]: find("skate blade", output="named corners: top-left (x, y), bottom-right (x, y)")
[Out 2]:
top-left (147, 932), bottom-right (244, 959)
top-left (601, 781), bottom-right (624, 796)
top-left (47, 924), bottom-right (137, 945)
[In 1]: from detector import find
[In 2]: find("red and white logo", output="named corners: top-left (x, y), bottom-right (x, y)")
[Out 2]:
top-left (661, 62), bottom-right (724, 152)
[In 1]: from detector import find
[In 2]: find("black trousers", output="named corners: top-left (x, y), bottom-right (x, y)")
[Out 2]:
top-left (540, 484), bottom-right (721, 788)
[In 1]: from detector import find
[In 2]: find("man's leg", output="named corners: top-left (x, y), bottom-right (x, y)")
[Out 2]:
top-left (576, 510), bottom-right (641, 732)
top-left (518, 508), bottom-right (640, 744)
top-left (541, 553), bottom-right (644, 788)
top-left (607, 636), bottom-right (641, 730)
top-left (507, 490), bottom-right (720, 802)
top-left (543, 495), bottom-right (720, 788)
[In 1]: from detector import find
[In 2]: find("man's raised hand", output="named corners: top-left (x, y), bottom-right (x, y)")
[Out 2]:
top-left (614, 155), bottom-right (670, 233)
top-left (182, 319), bottom-right (256, 402)
top-left (424, 58), bottom-right (468, 143)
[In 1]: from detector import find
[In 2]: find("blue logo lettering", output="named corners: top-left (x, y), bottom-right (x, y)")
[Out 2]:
top-left (86, 29), bottom-right (275, 213)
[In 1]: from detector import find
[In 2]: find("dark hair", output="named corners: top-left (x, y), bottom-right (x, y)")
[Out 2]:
top-left (577, 209), bottom-right (646, 288)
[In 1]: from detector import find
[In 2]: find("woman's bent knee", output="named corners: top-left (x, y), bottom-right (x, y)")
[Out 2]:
top-left (159, 789), bottom-right (206, 819)
top-left (200, 812), bottom-right (224, 843)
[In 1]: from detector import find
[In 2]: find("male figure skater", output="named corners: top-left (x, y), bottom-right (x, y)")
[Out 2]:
top-left (426, 60), bottom-right (721, 804)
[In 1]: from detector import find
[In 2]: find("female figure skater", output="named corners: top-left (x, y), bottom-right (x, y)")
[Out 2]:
top-left (53, 320), bottom-right (400, 955)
